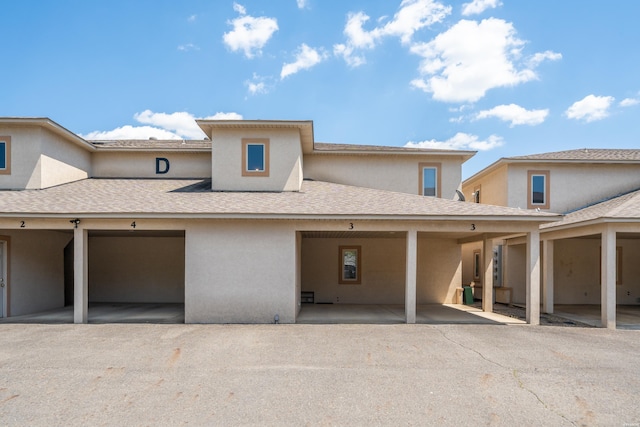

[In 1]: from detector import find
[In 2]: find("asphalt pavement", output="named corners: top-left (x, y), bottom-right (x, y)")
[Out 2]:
top-left (0, 323), bottom-right (638, 426)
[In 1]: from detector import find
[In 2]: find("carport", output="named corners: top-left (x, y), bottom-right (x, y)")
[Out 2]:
top-left (296, 212), bottom-right (559, 325)
top-left (0, 219), bottom-right (186, 324)
top-left (537, 189), bottom-right (640, 329)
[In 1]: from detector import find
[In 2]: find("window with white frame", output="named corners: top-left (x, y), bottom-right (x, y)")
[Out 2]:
top-left (242, 138), bottom-right (270, 177)
top-left (527, 170), bottom-right (550, 209)
top-left (419, 163), bottom-right (441, 197)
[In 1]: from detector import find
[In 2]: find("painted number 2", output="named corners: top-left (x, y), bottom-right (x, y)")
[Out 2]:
top-left (20, 221), bottom-right (25, 228)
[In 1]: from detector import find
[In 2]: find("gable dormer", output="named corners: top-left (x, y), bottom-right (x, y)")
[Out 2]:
top-left (197, 120), bottom-right (313, 192)
top-left (0, 118), bottom-right (94, 190)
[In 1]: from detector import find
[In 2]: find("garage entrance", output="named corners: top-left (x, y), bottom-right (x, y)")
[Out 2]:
top-left (75, 230), bottom-right (186, 323)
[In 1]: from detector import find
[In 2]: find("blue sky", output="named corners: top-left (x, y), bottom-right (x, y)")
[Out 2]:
top-left (2, 0), bottom-right (639, 178)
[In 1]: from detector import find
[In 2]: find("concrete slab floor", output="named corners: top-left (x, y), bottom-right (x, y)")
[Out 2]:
top-left (0, 303), bottom-right (185, 324)
top-left (554, 304), bottom-right (640, 330)
top-left (296, 304), bottom-right (525, 325)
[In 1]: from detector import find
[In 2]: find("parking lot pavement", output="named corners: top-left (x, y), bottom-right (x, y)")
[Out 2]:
top-left (0, 323), bottom-right (639, 426)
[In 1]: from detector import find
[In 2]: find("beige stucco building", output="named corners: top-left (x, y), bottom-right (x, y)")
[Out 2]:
top-left (462, 149), bottom-right (640, 329)
top-left (0, 117), bottom-right (557, 325)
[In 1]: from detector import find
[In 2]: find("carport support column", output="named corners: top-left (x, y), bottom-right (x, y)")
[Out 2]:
top-left (542, 239), bottom-right (554, 314)
top-left (405, 229), bottom-right (417, 324)
top-left (482, 237), bottom-right (494, 313)
top-left (526, 229), bottom-right (540, 325)
top-left (74, 227), bottom-right (88, 324)
top-left (601, 226), bottom-right (616, 329)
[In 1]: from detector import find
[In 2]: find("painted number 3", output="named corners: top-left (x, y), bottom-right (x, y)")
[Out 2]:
top-left (471, 224), bottom-right (476, 231)
top-left (349, 223), bottom-right (354, 230)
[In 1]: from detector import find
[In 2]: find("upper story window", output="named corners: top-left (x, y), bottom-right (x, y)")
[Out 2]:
top-left (0, 136), bottom-right (10, 175)
top-left (242, 138), bottom-right (270, 177)
top-left (527, 170), bottom-right (550, 209)
top-left (473, 185), bottom-right (481, 203)
top-left (419, 163), bottom-right (441, 197)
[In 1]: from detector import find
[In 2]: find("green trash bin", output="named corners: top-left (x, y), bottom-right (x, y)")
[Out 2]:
top-left (462, 286), bottom-right (474, 305)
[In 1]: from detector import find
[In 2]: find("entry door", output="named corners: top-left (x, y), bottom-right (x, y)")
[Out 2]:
top-left (0, 242), bottom-right (5, 317)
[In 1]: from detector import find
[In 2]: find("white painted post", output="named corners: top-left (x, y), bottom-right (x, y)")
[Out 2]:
top-left (526, 229), bottom-right (540, 325)
top-left (405, 229), bottom-right (417, 324)
top-left (542, 239), bottom-right (554, 314)
top-left (482, 237), bottom-right (494, 313)
top-left (601, 226), bottom-right (616, 329)
top-left (74, 227), bottom-right (88, 324)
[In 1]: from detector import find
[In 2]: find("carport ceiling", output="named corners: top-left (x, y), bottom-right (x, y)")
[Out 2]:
top-left (88, 230), bottom-right (185, 238)
top-left (301, 231), bottom-right (404, 239)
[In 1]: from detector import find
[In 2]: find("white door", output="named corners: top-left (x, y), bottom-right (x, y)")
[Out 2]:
top-left (0, 242), bottom-right (5, 317)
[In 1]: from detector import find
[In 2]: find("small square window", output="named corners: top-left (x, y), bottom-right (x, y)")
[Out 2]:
top-left (527, 170), bottom-right (550, 209)
top-left (418, 163), bottom-right (441, 197)
top-left (0, 136), bottom-right (10, 175)
top-left (242, 138), bottom-right (269, 177)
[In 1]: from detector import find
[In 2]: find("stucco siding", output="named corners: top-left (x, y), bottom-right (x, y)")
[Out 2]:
top-left (504, 243), bottom-right (527, 304)
top-left (185, 221), bottom-right (297, 323)
top-left (303, 154), bottom-right (463, 198)
top-left (462, 165), bottom-right (508, 206)
top-left (417, 236), bottom-right (461, 303)
top-left (211, 129), bottom-right (302, 192)
top-left (0, 126), bottom-right (42, 190)
top-left (553, 238), bottom-right (640, 305)
top-left (88, 236), bottom-right (185, 303)
top-left (301, 237), bottom-right (406, 304)
top-left (4, 230), bottom-right (71, 316)
top-left (92, 151), bottom-right (211, 178)
top-left (509, 163), bottom-right (640, 213)
top-left (40, 128), bottom-right (91, 188)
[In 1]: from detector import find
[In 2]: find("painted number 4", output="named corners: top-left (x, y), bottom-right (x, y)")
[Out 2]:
top-left (131, 221), bottom-right (136, 229)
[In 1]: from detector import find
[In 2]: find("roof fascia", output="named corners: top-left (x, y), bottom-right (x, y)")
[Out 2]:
top-left (196, 119), bottom-right (314, 152)
top-left (309, 148), bottom-right (476, 161)
top-left (0, 117), bottom-right (96, 152)
top-left (1, 212), bottom-right (561, 222)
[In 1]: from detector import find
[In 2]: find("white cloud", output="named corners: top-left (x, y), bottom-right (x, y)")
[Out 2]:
top-left (81, 111), bottom-right (243, 140)
top-left (410, 18), bottom-right (552, 103)
top-left (565, 94), bottom-right (615, 122)
top-left (333, 43), bottom-right (367, 67)
top-left (475, 104), bottom-right (549, 126)
top-left (223, 3), bottom-right (278, 58)
top-left (461, 0), bottom-right (502, 16)
top-left (527, 50), bottom-right (562, 68)
top-left (233, 3), bottom-right (246, 15)
top-left (334, 0), bottom-right (451, 67)
top-left (82, 126), bottom-right (182, 141)
top-left (177, 43), bottom-right (200, 51)
top-left (378, 0), bottom-right (451, 44)
top-left (405, 132), bottom-right (504, 151)
top-left (296, 0), bottom-right (308, 9)
top-left (187, 14), bottom-right (197, 22)
top-left (281, 44), bottom-right (329, 79)
top-left (620, 98), bottom-right (639, 107)
top-left (245, 73), bottom-right (271, 95)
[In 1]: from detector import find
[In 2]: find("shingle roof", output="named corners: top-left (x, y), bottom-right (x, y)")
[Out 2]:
top-left (90, 140), bottom-right (211, 150)
top-left (542, 187), bottom-right (640, 229)
top-left (507, 148), bottom-right (640, 162)
top-left (0, 178), bottom-right (559, 220)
